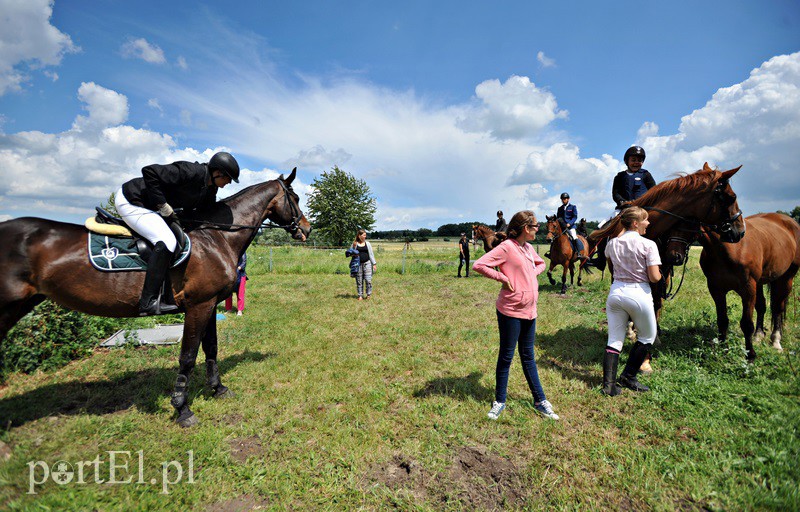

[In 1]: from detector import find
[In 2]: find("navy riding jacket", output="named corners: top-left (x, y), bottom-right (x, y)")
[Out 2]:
top-left (557, 203), bottom-right (578, 228)
top-left (612, 169), bottom-right (656, 208)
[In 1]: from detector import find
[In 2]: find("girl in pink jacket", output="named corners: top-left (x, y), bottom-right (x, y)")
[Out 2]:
top-left (473, 210), bottom-right (559, 421)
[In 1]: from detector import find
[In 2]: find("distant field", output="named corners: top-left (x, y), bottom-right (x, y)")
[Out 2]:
top-left (1, 243), bottom-right (798, 510)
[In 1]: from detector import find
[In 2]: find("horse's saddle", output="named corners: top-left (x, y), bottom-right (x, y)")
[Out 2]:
top-left (86, 208), bottom-right (191, 272)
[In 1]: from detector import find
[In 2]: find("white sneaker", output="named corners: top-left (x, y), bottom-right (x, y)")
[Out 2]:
top-left (534, 400), bottom-right (560, 420)
top-left (487, 401), bottom-right (505, 420)
top-left (236, 311), bottom-right (242, 316)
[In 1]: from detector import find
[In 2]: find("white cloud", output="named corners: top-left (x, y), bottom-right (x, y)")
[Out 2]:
top-left (147, 98), bottom-right (163, 113)
top-left (120, 37), bottom-right (166, 64)
top-left (72, 82), bottom-right (129, 131)
top-left (537, 51), bottom-right (556, 68)
top-left (283, 145), bottom-right (352, 170)
top-left (637, 52), bottom-right (800, 213)
top-left (176, 56), bottom-right (188, 70)
top-left (0, 0), bottom-right (78, 95)
top-left (456, 75), bottom-right (568, 140)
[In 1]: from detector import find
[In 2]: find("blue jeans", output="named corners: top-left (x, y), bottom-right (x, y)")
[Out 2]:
top-left (494, 310), bottom-right (546, 404)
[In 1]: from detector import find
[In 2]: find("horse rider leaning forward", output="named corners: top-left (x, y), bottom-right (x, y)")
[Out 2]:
top-left (556, 192), bottom-right (588, 262)
top-left (115, 152), bottom-right (241, 316)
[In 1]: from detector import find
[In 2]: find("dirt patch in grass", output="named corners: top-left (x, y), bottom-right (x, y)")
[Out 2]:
top-left (363, 446), bottom-right (526, 509)
top-left (445, 445), bottom-right (526, 509)
top-left (216, 413), bottom-right (244, 426)
top-left (204, 495), bottom-right (270, 511)
top-left (363, 454), bottom-right (430, 501)
top-left (228, 435), bottom-right (265, 463)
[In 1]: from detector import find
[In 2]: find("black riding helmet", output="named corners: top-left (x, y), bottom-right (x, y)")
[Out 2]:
top-left (560, 192), bottom-right (570, 200)
top-left (624, 146), bottom-right (646, 164)
top-left (209, 152), bottom-right (240, 183)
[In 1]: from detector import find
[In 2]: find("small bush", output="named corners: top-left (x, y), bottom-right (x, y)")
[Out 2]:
top-left (1, 300), bottom-right (120, 376)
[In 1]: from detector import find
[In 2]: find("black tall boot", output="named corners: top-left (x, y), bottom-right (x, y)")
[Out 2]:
top-left (139, 241), bottom-right (179, 316)
top-left (602, 350), bottom-right (621, 396)
top-left (618, 341), bottom-right (651, 392)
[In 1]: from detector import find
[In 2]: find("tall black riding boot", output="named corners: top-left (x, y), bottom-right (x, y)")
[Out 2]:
top-left (617, 341), bottom-right (651, 392)
top-left (139, 241), bottom-right (179, 316)
top-left (602, 350), bottom-right (621, 396)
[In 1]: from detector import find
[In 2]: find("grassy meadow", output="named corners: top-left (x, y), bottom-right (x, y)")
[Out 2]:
top-left (0, 241), bottom-right (798, 510)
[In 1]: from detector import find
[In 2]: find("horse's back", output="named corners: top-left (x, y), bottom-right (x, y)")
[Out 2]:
top-left (703, 213), bottom-right (800, 284)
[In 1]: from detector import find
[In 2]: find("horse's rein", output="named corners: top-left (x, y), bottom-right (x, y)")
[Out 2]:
top-left (184, 180), bottom-right (302, 232)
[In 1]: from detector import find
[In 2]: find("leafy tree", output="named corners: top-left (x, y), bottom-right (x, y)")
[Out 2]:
top-left (780, 206), bottom-right (800, 224)
top-left (306, 166), bottom-right (377, 246)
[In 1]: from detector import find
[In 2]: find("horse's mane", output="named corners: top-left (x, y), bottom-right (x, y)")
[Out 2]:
top-left (588, 167), bottom-right (718, 244)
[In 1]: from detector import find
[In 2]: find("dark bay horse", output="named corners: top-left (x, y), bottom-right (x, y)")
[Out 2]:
top-left (472, 224), bottom-right (506, 253)
top-left (587, 163), bottom-right (746, 360)
top-left (664, 213), bottom-right (800, 360)
top-left (0, 169), bottom-right (311, 426)
top-left (545, 215), bottom-right (589, 294)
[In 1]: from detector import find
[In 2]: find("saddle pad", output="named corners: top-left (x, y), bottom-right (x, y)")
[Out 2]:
top-left (88, 233), bottom-right (191, 272)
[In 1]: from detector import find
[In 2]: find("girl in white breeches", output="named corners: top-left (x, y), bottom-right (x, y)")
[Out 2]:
top-left (115, 187), bottom-right (177, 252)
top-left (606, 282), bottom-right (657, 352)
top-left (600, 206), bottom-right (662, 395)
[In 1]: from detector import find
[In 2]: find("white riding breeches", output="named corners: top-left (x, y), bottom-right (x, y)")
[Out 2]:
top-left (606, 281), bottom-right (657, 351)
top-left (115, 188), bottom-right (177, 252)
top-left (567, 228), bottom-right (577, 240)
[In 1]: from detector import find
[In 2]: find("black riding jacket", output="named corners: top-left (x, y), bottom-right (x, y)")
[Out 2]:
top-left (612, 169), bottom-right (656, 208)
top-left (121, 161), bottom-right (218, 212)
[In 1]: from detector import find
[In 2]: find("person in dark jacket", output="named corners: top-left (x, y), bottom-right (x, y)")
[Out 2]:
top-left (556, 192), bottom-right (587, 261)
top-left (495, 211), bottom-right (508, 234)
top-left (114, 152), bottom-right (240, 315)
top-left (457, 232), bottom-right (470, 278)
top-left (612, 146), bottom-right (656, 210)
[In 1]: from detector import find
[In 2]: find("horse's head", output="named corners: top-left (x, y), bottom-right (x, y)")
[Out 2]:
top-left (545, 215), bottom-right (560, 242)
top-left (661, 221), bottom-right (703, 267)
top-left (703, 163), bottom-right (745, 243)
top-left (272, 168), bottom-right (311, 241)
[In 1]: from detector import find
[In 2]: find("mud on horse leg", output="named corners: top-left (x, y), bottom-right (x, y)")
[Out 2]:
top-left (202, 307), bottom-right (233, 398)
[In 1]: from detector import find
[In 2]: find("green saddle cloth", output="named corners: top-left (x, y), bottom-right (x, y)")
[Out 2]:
top-left (88, 233), bottom-right (191, 272)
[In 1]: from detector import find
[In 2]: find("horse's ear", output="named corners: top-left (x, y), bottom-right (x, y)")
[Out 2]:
top-left (721, 165), bottom-right (742, 180)
top-left (703, 162), bottom-right (713, 172)
top-left (284, 167), bottom-right (297, 185)
top-left (278, 174), bottom-right (284, 181)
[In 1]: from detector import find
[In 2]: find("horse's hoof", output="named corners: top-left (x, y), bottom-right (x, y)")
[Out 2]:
top-left (746, 351), bottom-right (757, 362)
top-left (176, 412), bottom-right (199, 428)
top-left (639, 360), bottom-right (653, 374)
top-left (772, 342), bottom-right (784, 352)
top-left (213, 386), bottom-right (235, 399)
top-left (754, 331), bottom-right (766, 342)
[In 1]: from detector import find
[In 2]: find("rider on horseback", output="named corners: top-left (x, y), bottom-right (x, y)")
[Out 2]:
top-left (613, 146), bottom-right (656, 211)
top-left (591, 146), bottom-right (657, 270)
top-left (115, 152), bottom-right (240, 316)
top-left (556, 193), bottom-right (587, 262)
top-left (495, 210), bottom-right (508, 234)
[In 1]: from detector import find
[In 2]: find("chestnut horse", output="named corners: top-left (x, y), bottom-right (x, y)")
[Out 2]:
top-left (663, 213), bottom-right (800, 360)
top-left (0, 169), bottom-right (311, 426)
top-left (545, 215), bottom-right (590, 294)
top-left (587, 163), bottom-right (747, 357)
top-left (472, 224), bottom-right (506, 253)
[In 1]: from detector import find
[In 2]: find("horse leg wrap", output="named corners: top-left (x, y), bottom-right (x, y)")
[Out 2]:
top-left (206, 360), bottom-right (220, 389)
top-left (170, 374), bottom-right (188, 410)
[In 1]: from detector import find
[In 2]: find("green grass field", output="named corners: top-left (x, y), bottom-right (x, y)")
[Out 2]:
top-left (1, 243), bottom-right (798, 510)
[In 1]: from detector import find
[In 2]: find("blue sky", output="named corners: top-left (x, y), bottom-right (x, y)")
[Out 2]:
top-left (1, 0), bottom-right (799, 229)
